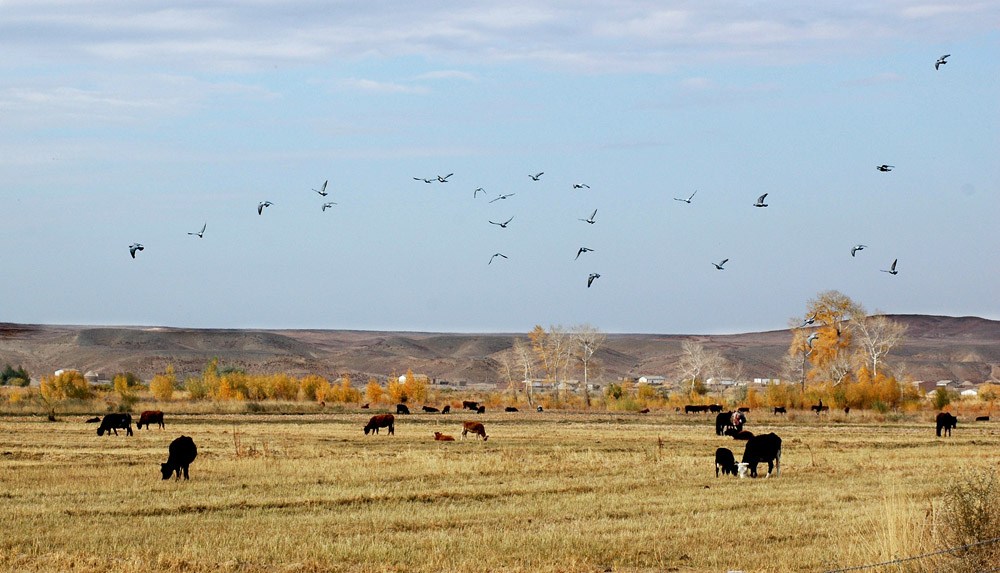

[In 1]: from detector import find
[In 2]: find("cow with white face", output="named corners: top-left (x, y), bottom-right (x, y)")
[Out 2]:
top-left (737, 433), bottom-right (782, 478)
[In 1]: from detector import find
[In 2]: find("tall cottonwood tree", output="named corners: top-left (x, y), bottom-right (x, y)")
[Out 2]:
top-left (529, 325), bottom-right (570, 398)
top-left (571, 324), bottom-right (606, 407)
top-left (677, 340), bottom-right (724, 397)
top-left (849, 313), bottom-right (908, 378)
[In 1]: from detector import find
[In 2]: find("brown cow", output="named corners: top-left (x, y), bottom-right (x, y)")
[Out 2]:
top-left (433, 432), bottom-right (455, 441)
top-left (136, 410), bottom-right (164, 430)
top-left (462, 400), bottom-right (479, 411)
top-left (461, 421), bottom-right (488, 441)
top-left (364, 414), bottom-right (395, 435)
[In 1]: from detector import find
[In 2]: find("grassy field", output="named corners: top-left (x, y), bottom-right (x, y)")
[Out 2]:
top-left (1, 408), bottom-right (997, 572)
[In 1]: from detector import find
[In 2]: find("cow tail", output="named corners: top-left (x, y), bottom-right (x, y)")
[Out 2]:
top-left (776, 446), bottom-right (781, 478)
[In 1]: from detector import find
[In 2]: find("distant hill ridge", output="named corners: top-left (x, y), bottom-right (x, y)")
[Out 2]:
top-left (0, 314), bottom-right (997, 385)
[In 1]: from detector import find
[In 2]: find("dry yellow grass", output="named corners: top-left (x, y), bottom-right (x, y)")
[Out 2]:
top-left (1, 409), bottom-right (997, 572)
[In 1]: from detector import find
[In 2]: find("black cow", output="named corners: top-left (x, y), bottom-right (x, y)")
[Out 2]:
top-left (738, 433), bottom-right (782, 478)
top-left (726, 429), bottom-right (755, 441)
top-left (708, 404), bottom-right (724, 413)
top-left (421, 405), bottom-right (439, 413)
top-left (97, 413), bottom-right (133, 437)
top-left (715, 447), bottom-right (737, 477)
top-left (537, 406), bottom-right (544, 412)
top-left (936, 412), bottom-right (957, 437)
top-left (396, 404), bottom-right (411, 415)
top-left (715, 412), bottom-right (731, 436)
top-left (505, 406), bottom-right (518, 412)
top-left (737, 407), bottom-right (751, 413)
top-left (442, 405), bottom-right (451, 414)
top-left (85, 416), bottom-right (101, 423)
top-left (976, 415), bottom-right (990, 422)
top-left (462, 400), bottom-right (479, 411)
top-left (161, 436), bottom-right (197, 480)
top-left (685, 404), bottom-right (710, 413)
top-left (811, 404), bottom-right (830, 413)
top-left (477, 405), bottom-right (486, 414)
top-left (773, 407), bottom-right (787, 415)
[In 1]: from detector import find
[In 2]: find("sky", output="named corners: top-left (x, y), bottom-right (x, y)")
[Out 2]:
top-left (1, 1), bottom-right (998, 335)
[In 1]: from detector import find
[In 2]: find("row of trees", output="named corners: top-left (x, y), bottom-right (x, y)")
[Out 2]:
top-left (1, 364), bottom-right (30, 386)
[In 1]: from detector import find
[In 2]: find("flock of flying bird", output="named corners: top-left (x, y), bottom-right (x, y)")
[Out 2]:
top-left (127, 54), bottom-right (953, 287)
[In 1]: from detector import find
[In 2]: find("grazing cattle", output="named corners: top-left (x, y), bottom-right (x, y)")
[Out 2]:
top-left (811, 404), bottom-right (830, 413)
top-left (715, 412), bottom-right (731, 436)
top-left (422, 406), bottom-right (440, 413)
top-left (396, 404), bottom-right (411, 415)
top-left (160, 436), bottom-right (197, 480)
top-left (773, 407), bottom-right (787, 415)
top-left (442, 405), bottom-right (451, 414)
top-left (709, 404), bottom-right (724, 413)
top-left (433, 432), bottom-right (455, 441)
top-left (361, 403), bottom-right (369, 409)
top-left (737, 433), bottom-right (782, 478)
top-left (685, 404), bottom-right (710, 414)
top-left (136, 410), bottom-right (164, 430)
top-left (537, 406), bottom-right (544, 412)
top-left (85, 416), bottom-right (101, 423)
top-left (97, 413), bottom-right (133, 437)
top-left (730, 411), bottom-right (746, 431)
top-left (461, 421), bottom-right (488, 441)
top-left (477, 405), bottom-right (486, 414)
top-left (462, 400), bottom-right (479, 411)
top-left (364, 414), bottom-right (395, 435)
top-left (715, 447), bottom-right (737, 477)
top-left (738, 407), bottom-right (751, 413)
top-left (505, 406), bottom-right (518, 412)
top-left (727, 429), bottom-right (755, 441)
top-left (976, 415), bottom-right (990, 422)
top-left (936, 412), bottom-right (957, 437)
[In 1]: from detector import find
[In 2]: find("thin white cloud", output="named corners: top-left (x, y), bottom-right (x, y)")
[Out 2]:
top-left (339, 78), bottom-right (429, 95)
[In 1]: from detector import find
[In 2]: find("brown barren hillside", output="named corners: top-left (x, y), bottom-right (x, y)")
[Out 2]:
top-left (0, 315), bottom-right (997, 385)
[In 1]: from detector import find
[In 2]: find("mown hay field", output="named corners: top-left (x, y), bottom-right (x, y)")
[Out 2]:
top-left (1, 409), bottom-right (997, 572)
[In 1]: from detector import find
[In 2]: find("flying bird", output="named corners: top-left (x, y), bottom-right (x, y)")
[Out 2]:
top-left (474, 187), bottom-right (486, 198)
top-left (258, 201), bottom-right (274, 215)
top-left (851, 244), bottom-right (867, 257)
top-left (529, 172), bottom-right (544, 181)
top-left (876, 165), bottom-right (894, 172)
top-left (187, 223), bottom-right (206, 238)
top-left (587, 273), bottom-right (600, 288)
top-left (712, 258), bottom-right (729, 270)
top-left (313, 180), bottom-right (328, 196)
top-left (579, 209), bottom-right (598, 224)
top-left (800, 314), bottom-right (817, 328)
top-left (573, 183), bottom-right (590, 189)
top-left (753, 193), bottom-right (768, 207)
top-left (489, 253), bottom-right (508, 265)
top-left (489, 193), bottom-right (515, 203)
top-left (935, 54), bottom-right (950, 70)
top-left (321, 202), bottom-right (337, 211)
top-left (489, 216), bottom-right (514, 228)
top-left (437, 173), bottom-right (454, 183)
top-left (881, 259), bottom-right (899, 275)
top-left (674, 190), bottom-right (697, 204)
top-left (806, 332), bottom-right (820, 348)
top-left (129, 243), bottom-right (144, 259)
top-left (413, 177), bottom-right (434, 183)
top-left (575, 247), bottom-right (594, 260)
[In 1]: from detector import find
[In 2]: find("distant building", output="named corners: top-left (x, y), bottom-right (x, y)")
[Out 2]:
top-left (638, 376), bottom-right (665, 386)
top-left (754, 378), bottom-right (781, 385)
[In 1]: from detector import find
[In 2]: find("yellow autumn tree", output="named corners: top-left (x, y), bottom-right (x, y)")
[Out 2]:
top-left (402, 369), bottom-right (427, 403)
top-left (149, 364), bottom-right (177, 401)
top-left (365, 378), bottom-right (384, 405)
top-left (299, 374), bottom-right (329, 401)
top-left (386, 376), bottom-right (406, 404)
top-left (40, 370), bottom-right (92, 401)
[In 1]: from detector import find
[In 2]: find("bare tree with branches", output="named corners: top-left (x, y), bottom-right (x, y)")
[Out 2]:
top-left (850, 313), bottom-right (908, 378)
top-left (571, 324), bottom-right (606, 407)
top-left (677, 340), bottom-right (724, 397)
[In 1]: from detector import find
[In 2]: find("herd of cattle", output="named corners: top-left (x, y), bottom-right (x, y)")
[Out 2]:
top-left (86, 402), bottom-right (976, 481)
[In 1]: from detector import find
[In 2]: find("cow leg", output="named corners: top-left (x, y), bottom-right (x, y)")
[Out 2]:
top-left (126, 426), bottom-right (133, 436)
top-left (182, 465), bottom-right (189, 480)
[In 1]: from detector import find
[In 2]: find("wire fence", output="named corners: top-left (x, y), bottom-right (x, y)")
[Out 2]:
top-left (823, 535), bottom-right (1000, 572)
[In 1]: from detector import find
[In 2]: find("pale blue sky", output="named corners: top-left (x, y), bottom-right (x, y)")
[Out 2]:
top-left (1, 1), bottom-right (997, 334)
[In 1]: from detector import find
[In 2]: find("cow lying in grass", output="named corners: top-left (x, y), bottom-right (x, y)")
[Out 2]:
top-left (461, 421), bottom-right (488, 441)
top-left (433, 432), bottom-right (455, 441)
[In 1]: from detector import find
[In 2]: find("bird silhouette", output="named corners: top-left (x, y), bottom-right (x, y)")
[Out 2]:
top-left (587, 273), bottom-right (600, 288)
top-left (529, 172), bottom-right (544, 181)
top-left (851, 244), bottom-right (867, 257)
top-left (413, 177), bottom-right (434, 183)
top-left (800, 314), bottom-right (817, 328)
top-left (807, 332), bottom-right (820, 348)
top-left (489, 193), bottom-right (515, 203)
top-left (489, 216), bottom-right (514, 228)
top-left (474, 187), bottom-right (486, 198)
top-left (712, 258), bottom-right (729, 270)
top-left (674, 190), bottom-right (697, 204)
top-left (579, 209), bottom-right (598, 224)
top-left (437, 173), bottom-right (453, 182)
top-left (575, 247), bottom-right (594, 260)
top-left (187, 223), bottom-right (206, 238)
top-left (573, 183), bottom-right (590, 189)
top-left (489, 253), bottom-right (508, 265)
top-left (313, 180), bottom-right (328, 196)
top-left (876, 165), bottom-right (894, 172)
top-left (881, 259), bottom-right (899, 275)
top-left (935, 54), bottom-right (950, 70)
top-left (129, 243), bottom-right (144, 259)
top-left (753, 193), bottom-right (768, 207)
top-left (321, 202), bottom-right (337, 212)
top-left (258, 201), bottom-right (274, 215)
